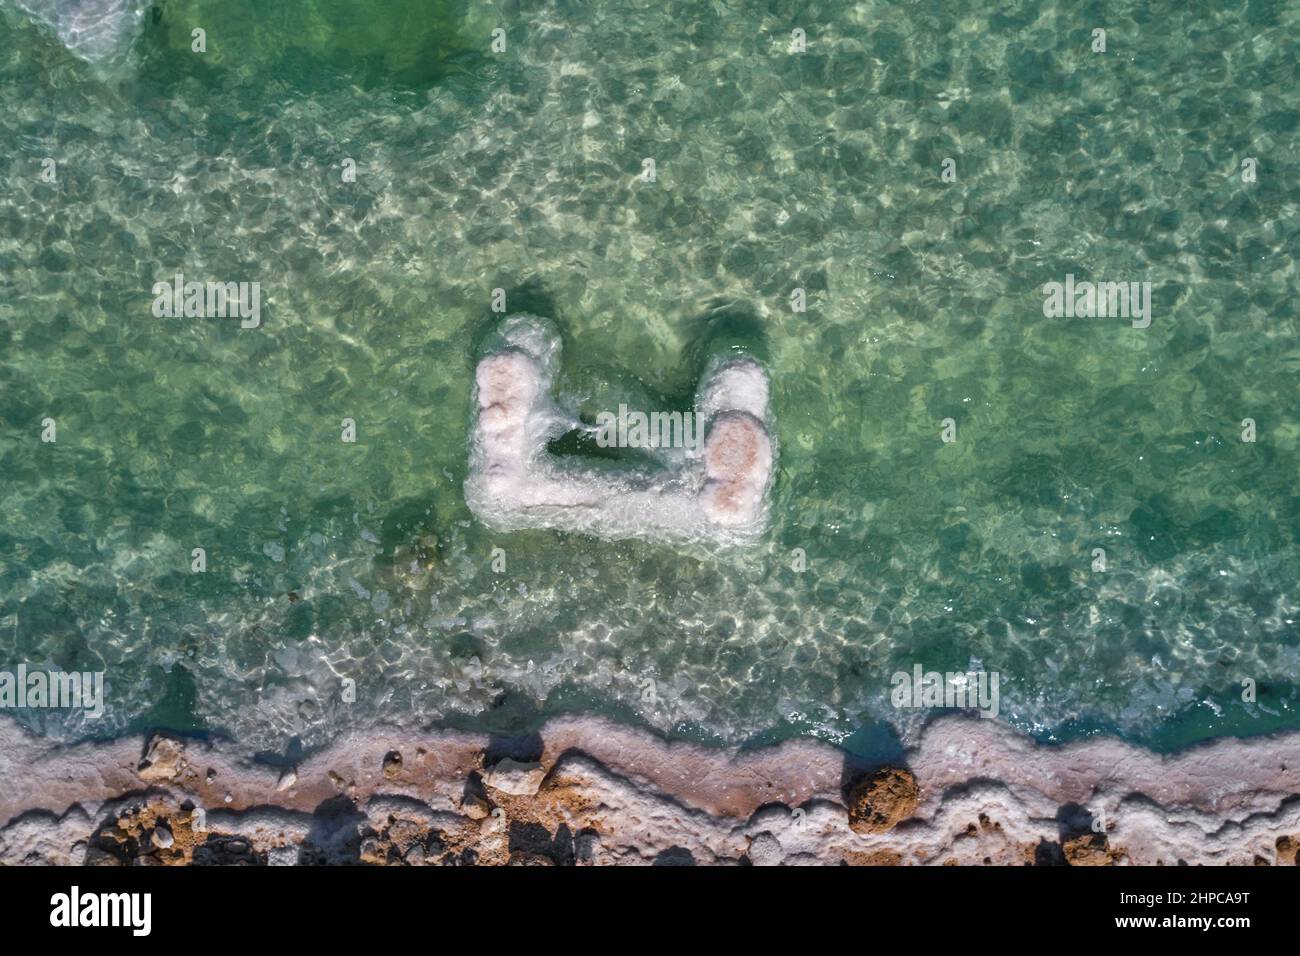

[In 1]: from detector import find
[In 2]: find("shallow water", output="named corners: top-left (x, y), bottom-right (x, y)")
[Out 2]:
top-left (1, 0), bottom-right (1298, 757)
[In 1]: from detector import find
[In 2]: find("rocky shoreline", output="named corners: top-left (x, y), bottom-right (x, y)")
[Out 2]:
top-left (1, 714), bottom-right (1297, 865)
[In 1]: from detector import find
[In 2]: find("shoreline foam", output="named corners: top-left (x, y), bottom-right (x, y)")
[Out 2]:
top-left (2, 713), bottom-right (1297, 865)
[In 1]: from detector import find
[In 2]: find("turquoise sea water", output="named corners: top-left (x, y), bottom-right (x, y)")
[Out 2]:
top-left (1, 0), bottom-right (1298, 757)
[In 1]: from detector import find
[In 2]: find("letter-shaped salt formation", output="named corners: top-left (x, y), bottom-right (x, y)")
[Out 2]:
top-left (465, 315), bottom-right (775, 547)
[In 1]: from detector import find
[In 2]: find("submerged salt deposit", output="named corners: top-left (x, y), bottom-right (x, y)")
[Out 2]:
top-left (465, 315), bottom-right (775, 547)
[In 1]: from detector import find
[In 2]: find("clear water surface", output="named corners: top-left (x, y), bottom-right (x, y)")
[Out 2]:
top-left (1, 0), bottom-right (1298, 758)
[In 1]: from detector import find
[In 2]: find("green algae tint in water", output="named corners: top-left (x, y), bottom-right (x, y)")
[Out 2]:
top-left (0, 0), bottom-right (1298, 758)
top-left (144, 0), bottom-right (476, 90)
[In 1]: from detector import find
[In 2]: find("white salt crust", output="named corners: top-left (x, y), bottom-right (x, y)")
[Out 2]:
top-left (464, 315), bottom-right (775, 547)
top-left (2, 714), bottom-right (1298, 866)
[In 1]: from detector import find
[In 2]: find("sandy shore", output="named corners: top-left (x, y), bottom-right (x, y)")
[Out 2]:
top-left (1, 713), bottom-right (1297, 865)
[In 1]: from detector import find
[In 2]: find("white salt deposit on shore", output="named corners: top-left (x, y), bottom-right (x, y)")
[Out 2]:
top-left (2, 713), bottom-right (1298, 865)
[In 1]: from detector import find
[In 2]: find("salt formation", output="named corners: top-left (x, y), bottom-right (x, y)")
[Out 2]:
top-left (464, 315), bottom-right (775, 546)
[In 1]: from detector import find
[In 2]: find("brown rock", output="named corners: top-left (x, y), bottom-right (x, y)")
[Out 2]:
top-left (88, 799), bottom-right (209, 866)
top-left (843, 848), bottom-right (904, 866)
top-left (1276, 836), bottom-right (1299, 865)
top-left (382, 751), bottom-right (403, 779)
top-left (461, 793), bottom-right (491, 820)
top-left (359, 837), bottom-right (386, 866)
top-left (484, 758), bottom-right (545, 797)
top-left (847, 767), bottom-right (918, 834)
top-left (508, 851), bottom-right (555, 866)
top-left (138, 735), bottom-right (185, 783)
top-left (1063, 832), bottom-right (1120, 866)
